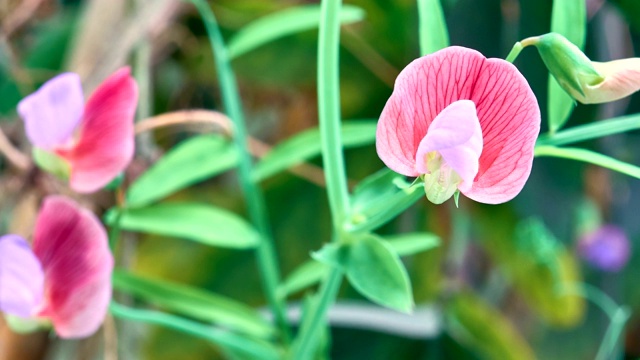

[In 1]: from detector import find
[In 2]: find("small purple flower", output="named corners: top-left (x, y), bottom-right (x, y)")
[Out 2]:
top-left (578, 225), bottom-right (631, 272)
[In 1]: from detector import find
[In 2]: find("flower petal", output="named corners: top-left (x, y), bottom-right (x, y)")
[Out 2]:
top-left (57, 67), bottom-right (138, 193)
top-left (466, 58), bottom-right (540, 204)
top-left (415, 100), bottom-right (482, 191)
top-left (376, 48), bottom-right (485, 177)
top-left (32, 196), bottom-right (113, 339)
top-left (17, 73), bottom-right (84, 150)
top-left (0, 235), bottom-right (44, 318)
top-left (376, 47), bottom-right (540, 204)
top-left (584, 58), bottom-right (640, 104)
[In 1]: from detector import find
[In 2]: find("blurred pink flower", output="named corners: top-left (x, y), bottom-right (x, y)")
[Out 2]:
top-left (578, 225), bottom-right (630, 272)
top-left (376, 46), bottom-right (540, 204)
top-left (0, 196), bottom-right (113, 338)
top-left (18, 68), bottom-right (138, 193)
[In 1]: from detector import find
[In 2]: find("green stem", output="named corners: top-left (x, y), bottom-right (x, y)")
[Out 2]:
top-left (291, 0), bottom-right (349, 357)
top-left (108, 209), bottom-right (123, 252)
top-left (505, 42), bottom-right (523, 63)
top-left (190, 0), bottom-right (291, 344)
top-left (558, 283), bottom-right (630, 360)
top-left (534, 145), bottom-right (640, 179)
top-left (536, 113), bottom-right (640, 147)
top-left (109, 302), bottom-right (281, 360)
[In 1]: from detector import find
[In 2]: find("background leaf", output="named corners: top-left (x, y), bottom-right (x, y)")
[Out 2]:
top-left (111, 203), bottom-right (260, 249)
top-left (227, 4), bottom-right (365, 59)
top-left (253, 121), bottom-right (376, 181)
top-left (112, 271), bottom-right (273, 338)
top-left (547, 0), bottom-right (586, 133)
top-left (417, 0), bottom-right (449, 56)
top-left (127, 135), bottom-right (239, 207)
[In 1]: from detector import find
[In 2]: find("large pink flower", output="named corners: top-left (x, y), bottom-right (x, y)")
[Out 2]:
top-left (376, 47), bottom-right (540, 204)
top-left (0, 196), bottom-right (113, 338)
top-left (18, 68), bottom-right (138, 193)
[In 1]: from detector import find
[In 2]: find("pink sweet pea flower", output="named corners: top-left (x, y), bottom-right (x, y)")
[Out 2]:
top-left (376, 46), bottom-right (540, 204)
top-left (0, 196), bottom-right (113, 338)
top-left (18, 68), bottom-right (138, 193)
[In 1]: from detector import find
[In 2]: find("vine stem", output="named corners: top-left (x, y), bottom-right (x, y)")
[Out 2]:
top-left (291, 0), bottom-right (348, 358)
top-left (190, 0), bottom-right (291, 344)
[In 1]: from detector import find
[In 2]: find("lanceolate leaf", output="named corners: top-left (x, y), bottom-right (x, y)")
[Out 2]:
top-left (227, 4), bottom-right (365, 59)
top-left (127, 135), bottom-right (239, 207)
top-left (112, 271), bottom-right (273, 338)
top-left (312, 234), bottom-right (413, 313)
top-left (547, 0), bottom-right (586, 133)
top-left (253, 121), bottom-right (377, 181)
top-left (110, 203), bottom-right (260, 249)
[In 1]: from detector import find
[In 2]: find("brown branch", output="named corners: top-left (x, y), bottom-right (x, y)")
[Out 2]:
top-left (0, 126), bottom-right (30, 171)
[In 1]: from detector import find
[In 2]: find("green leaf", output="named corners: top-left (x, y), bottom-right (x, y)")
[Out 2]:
top-left (253, 121), bottom-right (377, 181)
top-left (276, 260), bottom-right (327, 300)
top-left (312, 235), bottom-right (413, 313)
top-left (111, 203), bottom-right (260, 249)
top-left (109, 303), bottom-right (280, 360)
top-left (536, 113), bottom-right (640, 147)
top-left (112, 271), bottom-right (273, 338)
top-left (227, 4), bottom-right (365, 60)
top-left (534, 146), bottom-right (640, 179)
top-left (386, 232), bottom-right (440, 256)
top-left (348, 168), bottom-right (424, 233)
top-left (417, 0), bottom-right (449, 56)
top-left (126, 135), bottom-right (239, 207)
top-left (446, 291), bottom-right (536, 360)
top-left (547, 0), bottom-right (586, 133)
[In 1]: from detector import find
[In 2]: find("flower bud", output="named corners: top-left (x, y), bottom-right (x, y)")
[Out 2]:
top-left (529, 33), bottom-right (640, 104)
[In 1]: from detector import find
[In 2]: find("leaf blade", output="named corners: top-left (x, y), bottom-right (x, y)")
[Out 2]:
top-left (127, 135), bottom-right (239, 207)
top-left (417, 0), bottom-right (449, 56)
top-left (111, 203), bottom-right (260, 249)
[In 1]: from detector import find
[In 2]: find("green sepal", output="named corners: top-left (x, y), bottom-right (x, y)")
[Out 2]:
top-left (32, 148), bottom-right (71, 180)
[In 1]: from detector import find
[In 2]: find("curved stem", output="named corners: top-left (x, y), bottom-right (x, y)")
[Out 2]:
top-left (291, 0), bottom-right (348, 358)
top-left (190, 0), bottom-right (291, 344)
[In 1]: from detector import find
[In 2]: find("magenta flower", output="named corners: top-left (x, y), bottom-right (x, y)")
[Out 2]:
top-left (18, 68), bottom-right (138, 193)
top-left (578, 225), bottom-right (631, 272)
top-left (376, 47), bottom-right (540, 204)
top-left (0, 196), bottom-right (113, 338)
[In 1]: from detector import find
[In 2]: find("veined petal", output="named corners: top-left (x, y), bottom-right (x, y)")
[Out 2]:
top-left (57, 67), bottom-right (138, 193)
top-left (415, 100), bottom-right (482, 191)
top-left (376, 47), bottom-right (540, 204)
top-left (0, 235), bottom-right (44, 318)
top-left (17, 73), bottom-right (84, 150)
top-left (582, 58), bottom-right (640, 104)
top-left (32, 196), bottom-right (113, 339)
top-left (376, 48), bottom-right (484, 177)
top-left (466, 58), bottom-right (540, 204)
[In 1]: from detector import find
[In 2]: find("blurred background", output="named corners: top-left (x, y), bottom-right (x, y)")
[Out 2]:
top-left (0, 0), bottom-right (639, 359)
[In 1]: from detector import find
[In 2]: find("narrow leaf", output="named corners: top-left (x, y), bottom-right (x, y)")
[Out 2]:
top-left (386, 233), bottom-right (440, 256)
top-left (109, 303), bottom-right (280, 360)
top-left (345, 234), bottom-right (414, 313)
top-left (417, 0), bottom-right (449, 56)
top-left (535, 146), bottom-right (640, 179)
top-left (536, 113), bottom-right (640, 147)
top-left (111, 203), bottom-right (260, 248)
top-left (253, 121), bottom-right (377, 181)
top-left (228, 4), bottom-right (365, 60)
top-left (127, 135), bottom-right (238, 207)
top-left (547, 0), bottom-right (586, 132)
top-left (112, 271), bottom-right (273, 338)
top-left (348, 168), bottom-right (425, 233)
top-left (276, 261), bottom-right (327, 300)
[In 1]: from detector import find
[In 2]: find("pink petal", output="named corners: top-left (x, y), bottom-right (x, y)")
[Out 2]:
top-left (0, 235), bottom-right (44, 318)
top-left (32, 196), bottom-right (113, 339)
top-left (376, 47), bottom-right (540, 203)
top-left (17, 73), bottom-right (84, 150)
top-left (57, 67), bottom-right (138, 193)
top-left (415, 100), bottom-right (482, 191)
top-left (584, 58), bottom-right (640, 104)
